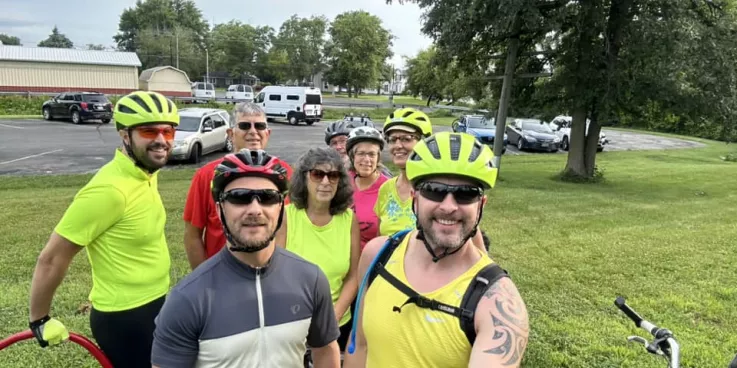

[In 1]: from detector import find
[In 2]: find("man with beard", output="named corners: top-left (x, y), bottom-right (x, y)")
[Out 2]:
top-left (28, 91), bottom-right (179, 368)
top-left (344, 132), bottom-right (529, 368)
top-left (152, 149), bottom-right (341, 368)
top-left (183, 102), bottom-right (293, 270)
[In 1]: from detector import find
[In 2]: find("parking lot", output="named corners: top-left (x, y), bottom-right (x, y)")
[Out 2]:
top-left (0, 119), bottom-right (705, 176)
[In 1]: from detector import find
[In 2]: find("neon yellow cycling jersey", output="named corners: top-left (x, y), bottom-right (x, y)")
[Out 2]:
top-left (55, 149), bottom-right (170, 312)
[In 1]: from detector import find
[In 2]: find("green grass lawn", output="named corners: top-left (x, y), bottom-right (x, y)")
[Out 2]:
top-left (1, 139), bottom-right (736, 366)
top-left (330, 93), bottom-right (429, 106)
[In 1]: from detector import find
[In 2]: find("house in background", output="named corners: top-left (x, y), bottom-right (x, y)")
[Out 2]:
top-left (0, 44), bottom-right (140, 94)
top-left (139, 66), bottom-right (192, 97)
top-left (202, 71), bottom-right (259, 88)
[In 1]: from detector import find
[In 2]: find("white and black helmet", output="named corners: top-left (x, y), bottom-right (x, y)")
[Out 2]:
top-left (324, 120), bottom-right (355, 145)
top-left (346, 126), bottom-right (385, 153)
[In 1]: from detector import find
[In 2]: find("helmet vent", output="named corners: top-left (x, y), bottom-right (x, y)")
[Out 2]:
top-left (468, 140), bottom-right (483, 162)
top-left (149, 93), bottom-right (163, 113)
top-left (402, 110), bottom-right (413, 118)
top-left (449, 134), bottom-right (462, 161)
top-left (129, 95), bottom-right (151, 113)
top-left (167, 99), bottom-right (174, 113)
top-left (416, 116), bottom-right (427, 122)
top-left (425, 136), bottom-right (441, 159)
top-left (118, 105), bottom-right (136, 114)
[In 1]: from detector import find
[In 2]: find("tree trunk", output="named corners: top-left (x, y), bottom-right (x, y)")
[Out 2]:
top-left (348, 86), bottom-right (353, 98)
top-left (426, 96), bottom-right (433, 106)
top-left (584, 119), bottom-right (602, 176)
top-left (563, 107), bottom-right (589, 177)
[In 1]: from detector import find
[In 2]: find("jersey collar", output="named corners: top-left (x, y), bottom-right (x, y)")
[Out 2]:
top-left (221, 245), bottom-right (281, 279)
top-left (113, 148), bottom-right (157, 181)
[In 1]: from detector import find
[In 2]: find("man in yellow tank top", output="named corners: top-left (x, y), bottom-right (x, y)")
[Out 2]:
top-left (344, 132), bottom-right (530, 368)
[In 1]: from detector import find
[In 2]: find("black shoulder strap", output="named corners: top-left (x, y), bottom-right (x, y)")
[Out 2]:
top-left (458, 263), bottom-right (510, 345)
top-left (366, 230), bottom-right (409, 287)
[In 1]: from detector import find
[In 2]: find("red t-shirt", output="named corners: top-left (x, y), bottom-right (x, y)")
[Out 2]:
top-left (183, 157), bottom-right (293, 259)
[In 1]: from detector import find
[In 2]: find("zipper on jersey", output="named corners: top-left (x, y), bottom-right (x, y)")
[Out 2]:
top-left (255, 268), bottom-right (266, 362)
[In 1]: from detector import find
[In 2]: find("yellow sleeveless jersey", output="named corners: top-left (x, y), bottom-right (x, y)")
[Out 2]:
top-left (362, 231), bottom-right (492, 368)
top-left (284, 204), bottom-right (353, 326)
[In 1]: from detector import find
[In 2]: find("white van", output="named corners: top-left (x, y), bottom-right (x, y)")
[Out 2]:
top-left (191, 82), bottom-right (215, 103)
top-left (254, 86), bottom-right (323, 125)
top-left (225, 84), bottom-right (254, 103)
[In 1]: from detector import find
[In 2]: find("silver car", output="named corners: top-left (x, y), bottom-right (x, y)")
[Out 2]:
top-left (171, 108), bottom-right (232, 163)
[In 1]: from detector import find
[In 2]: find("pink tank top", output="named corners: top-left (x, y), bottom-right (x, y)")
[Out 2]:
top-left (351, 174), bottom-right (389, 251)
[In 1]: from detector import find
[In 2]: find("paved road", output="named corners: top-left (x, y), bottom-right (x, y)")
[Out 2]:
top-left (0, 119), bottom-right (705, 176)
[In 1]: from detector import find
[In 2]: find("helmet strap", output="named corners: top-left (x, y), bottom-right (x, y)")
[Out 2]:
top-left (219, 200), bottom-right (284, 253)
top-left (413, 197), bottom-right (484, 263)
top-left (124, 128), bottom-right (158, 174)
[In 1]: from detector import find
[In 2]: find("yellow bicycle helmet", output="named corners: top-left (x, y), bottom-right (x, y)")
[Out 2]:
top-left (407, 131), bottom-right (498, 189)
top-left (114, 91), bottom-right (179, 129)
top-left (383, 107), bottom-right (432, 137)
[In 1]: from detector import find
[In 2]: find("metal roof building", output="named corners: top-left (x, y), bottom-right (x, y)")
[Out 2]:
top-left (139, 66), bottom-right (193, 97)
top-left (0, 45), bottom-right (142, 95)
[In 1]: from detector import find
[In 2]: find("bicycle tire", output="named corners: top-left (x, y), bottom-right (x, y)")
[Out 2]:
top-left (0, 330), bottom-right (113, 368)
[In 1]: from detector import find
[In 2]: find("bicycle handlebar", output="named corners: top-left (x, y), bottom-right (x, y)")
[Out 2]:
top-left (614, 296), bottom-right (680, 368)
top-left (0, 330), bottom-right (113, 368)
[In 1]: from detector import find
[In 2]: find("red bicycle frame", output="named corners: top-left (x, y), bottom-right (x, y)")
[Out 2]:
top-left (0, 330), bottom-right (113, 368)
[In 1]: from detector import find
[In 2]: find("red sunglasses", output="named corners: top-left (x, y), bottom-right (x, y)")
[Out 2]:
top-left (135, 126), bottom-right (176, 141)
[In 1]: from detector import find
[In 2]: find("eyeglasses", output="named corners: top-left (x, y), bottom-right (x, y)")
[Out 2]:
top-left (307, 169), bottom-right (341, 184)
top-left (416, 181), bottom-right (483, 205)
top-left (387, 135), bottom-right (419, 145)
top-left (354, 151), bottom-right (379, 159)
top-left (135, 126), bottom-right (176, 141)
top-left (237, 121), bottom-right (268, 131)
top-left (220, 188), bottom-right (283, 206)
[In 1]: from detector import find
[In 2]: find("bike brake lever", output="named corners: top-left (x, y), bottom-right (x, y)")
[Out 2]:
top-left (627, 336), bottom-right (664, 356)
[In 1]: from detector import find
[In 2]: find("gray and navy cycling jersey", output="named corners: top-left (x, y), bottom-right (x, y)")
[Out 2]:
top-left (151, 246), bottom-right (340, 368)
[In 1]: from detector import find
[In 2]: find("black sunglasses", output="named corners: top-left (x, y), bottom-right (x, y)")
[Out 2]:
top-left (237, 121), bottom-right (268, 131)
top-left (221, 188), bottom-right (283, 206)
top-left (307, 169), bottom-right (341, 183)
top-left (416, 181), bottom-right (483, 205)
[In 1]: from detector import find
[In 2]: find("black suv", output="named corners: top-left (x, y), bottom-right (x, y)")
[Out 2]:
top-left (42, 92), bottom-right (113, 124)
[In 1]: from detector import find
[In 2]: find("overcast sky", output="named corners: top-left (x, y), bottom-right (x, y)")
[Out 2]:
top-left (0, 0), bottom-right (433, 69)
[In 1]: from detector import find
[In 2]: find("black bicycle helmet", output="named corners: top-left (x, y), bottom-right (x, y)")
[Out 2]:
top-left (324, 120), bottom-right (355, 145)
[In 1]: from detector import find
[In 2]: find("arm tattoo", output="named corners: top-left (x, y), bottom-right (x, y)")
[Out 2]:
top-left (481, 280), bottom-right (529, 366)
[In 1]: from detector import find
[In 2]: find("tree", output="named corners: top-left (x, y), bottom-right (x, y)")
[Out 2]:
top-left (272, 15), bottom-right (329, 84)
top-left (210, 21), bottom-right (272, 78)
top-left (38, 26), bottom-right (73, 48)
top-left (114, 0), bottom-right (209, 52)
top-left (135, 26), bottom-right (205, 80)
top-left (405, 47), bottom-right (446, 105)
top-left (0, 34), bottom-right (21, 45)
top-left (390, 0), bottom-right (734, 180)
top-left (324, 11), bottom-right (394, 97)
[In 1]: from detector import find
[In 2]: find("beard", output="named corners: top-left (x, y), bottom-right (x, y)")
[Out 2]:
top-left (419, 212), bottom-right (476, 252)
top-left (227, 215), bottom-right (275, 253)
top-left (131, 140), bottom-right (170, 172)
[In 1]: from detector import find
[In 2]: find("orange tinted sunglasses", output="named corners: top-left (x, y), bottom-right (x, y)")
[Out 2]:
top-left (135, 126), bottom-right (176, 140)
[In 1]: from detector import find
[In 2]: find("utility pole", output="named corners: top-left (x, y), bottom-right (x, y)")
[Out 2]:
top-left (205, 47), bottom-right (209, 84)
top-left (492, 16), bottom-right (523, 172)
top-left (175, 29), bottom-right (179, 69)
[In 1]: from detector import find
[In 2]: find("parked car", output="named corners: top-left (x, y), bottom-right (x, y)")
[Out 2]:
top-left (171, 108), bottom-right (232, 163)
top-left (452, 115), bottom-right (507, 154)
top-left (506, 118), bottom-right (561, 152)
top-left (343, 112), bottom-right (375, 127)
top-left (41, 92), bottom-right (112, 124)
top-left (225, 84), bottom-right (254, 103)
top-left (549, 115), bottom-right (609, 152)
top-left (253, 85), bottom-right (323, 125)
top-left (191, 82), bottom-right (216, 103)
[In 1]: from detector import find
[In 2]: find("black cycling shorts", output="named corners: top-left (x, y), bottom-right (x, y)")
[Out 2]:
top-left (89, 295), bottom-right (165, 368)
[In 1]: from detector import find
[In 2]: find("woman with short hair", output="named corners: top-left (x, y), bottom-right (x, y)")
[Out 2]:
top-left (345, 126), bottom-right (390, 252)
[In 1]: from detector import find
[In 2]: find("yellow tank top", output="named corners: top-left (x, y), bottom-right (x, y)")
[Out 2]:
top-left (362, 231), bottom-right (492, 368)
top-left (284, 204), bottom-right (353, 326)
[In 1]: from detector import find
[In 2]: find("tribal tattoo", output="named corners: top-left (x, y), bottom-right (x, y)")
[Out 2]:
top-left (481, 279), bottom-right (529, 366)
